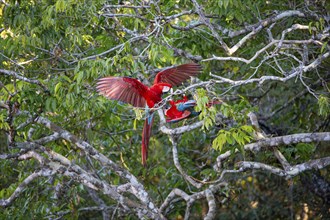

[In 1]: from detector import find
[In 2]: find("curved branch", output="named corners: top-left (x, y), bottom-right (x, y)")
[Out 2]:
top-left (238, 157), bottom-right (330, 178)
top-left (160, 183), bottom-right (228, 218)
top-left (0, 168), bottom-right (55, 207)
top-left (169, 135), bottom-right (203, 188)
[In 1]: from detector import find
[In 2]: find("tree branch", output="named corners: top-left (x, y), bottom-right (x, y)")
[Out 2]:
top-left (244, 132), bottom-right (330, 152)
top-left (204, 189), bottom-right (216, 220)
top-left (0, 69), bottom-right (48, 91)
top-left (0, 168), bottom-right (55, 207)
top-left (191, 0), bottom-right (230, 54)
top-left (15, 112), bottom-right (163, 219)
top-left (208, 51), bottom-right (329, 87)
top-left (169, 135), bottom-right (203, 188)
top-left (238, 157), bottom-right (330, 178)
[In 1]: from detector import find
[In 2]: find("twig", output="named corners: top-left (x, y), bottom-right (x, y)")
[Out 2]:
top-left (0, 168), bottom-right (55, 207)
top-left (0, 69), bottom-right (48, 91)
top-left (191, 0), bottom-right (230, 54)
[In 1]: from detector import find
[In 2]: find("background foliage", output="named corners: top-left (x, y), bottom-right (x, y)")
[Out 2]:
top-left (1, 0), bottom-right (329, 219)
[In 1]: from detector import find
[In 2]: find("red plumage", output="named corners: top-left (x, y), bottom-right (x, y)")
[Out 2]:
top-left (154, 63), bottom-right (202, 86)
top-left (165, 96), bottom-right (222, 123)
top-left (96, 63), bottom-right (202, 165)
top-left (164, 96), bottom-right (190, 121)
top-left (141, 116), bottom-right (154, 166)
top-left (96, 63), bottom-right (201, 108)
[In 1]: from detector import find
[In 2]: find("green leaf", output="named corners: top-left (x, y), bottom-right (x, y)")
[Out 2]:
top-left (133, 118), bottom-right (137, 130)
top-left (76, 71), bottom-right (84, 85)
top-left (212, 132), bottom-right (227, 152)
top-left (55, 0), bottom-right (66, 13)
top-left (321, 41), bottom-right (327, 53)
top-left (318, 95), bottom-right (330, 118)
top-left (54, 82), bottom-right (62, 95)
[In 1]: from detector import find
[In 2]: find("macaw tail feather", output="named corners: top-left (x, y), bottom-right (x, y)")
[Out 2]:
top-left (141, 112), bottom-right (154, 166)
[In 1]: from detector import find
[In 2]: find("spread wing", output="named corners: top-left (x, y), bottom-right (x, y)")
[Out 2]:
top-left (96, 77), bottom-right (147, 108)
top-left (153, 63), bottom-right (202, 86)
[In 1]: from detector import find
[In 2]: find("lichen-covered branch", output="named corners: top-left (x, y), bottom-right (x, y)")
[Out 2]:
top-left (12, 112), bottom-right (163, 219)
top-left (0, 168), bottom-right (55, 207)
top-left (238, 157), bottom-right (330, 178)
top-left (160, 183), bottom-right (228, 219)
top-left (245, 132), bottom-right (330, 152)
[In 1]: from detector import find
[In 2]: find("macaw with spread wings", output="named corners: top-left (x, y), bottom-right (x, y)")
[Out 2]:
top-left (96, 63), bottom-right (202, 166)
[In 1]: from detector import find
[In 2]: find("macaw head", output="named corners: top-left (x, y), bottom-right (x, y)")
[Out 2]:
top-left (176, 100), bottom-right (196, 111)
top-left (162, 86), bottom-right (171, 93)
top-left (151, 83), bottom-right (172, 94)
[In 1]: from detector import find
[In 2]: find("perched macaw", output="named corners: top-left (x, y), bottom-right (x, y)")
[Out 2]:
top-left (165, 96), bottom-right (222, 123)
top-left (96, 63), bottom-right (202, 165)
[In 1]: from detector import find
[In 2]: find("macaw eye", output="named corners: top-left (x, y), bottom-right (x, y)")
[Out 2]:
top-left (162, 86), bottom-right (170, 93)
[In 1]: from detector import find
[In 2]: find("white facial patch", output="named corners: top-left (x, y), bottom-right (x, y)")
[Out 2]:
top-left (162, 86), bottom-right (170, 93)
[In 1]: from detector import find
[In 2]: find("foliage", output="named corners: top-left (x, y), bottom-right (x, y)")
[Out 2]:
top-left (318, 95), bottom-right (330, 118)
top-left (0, 0), bottom-right (329, 219)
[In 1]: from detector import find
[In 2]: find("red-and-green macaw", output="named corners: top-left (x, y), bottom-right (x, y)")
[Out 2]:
top-left (165, 96), bottom-right (222, 123)
top-left (96, 63), bottom-right (202, 165)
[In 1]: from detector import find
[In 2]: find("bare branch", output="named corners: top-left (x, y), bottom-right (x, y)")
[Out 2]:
top-left (160, 184), bottom-right (228, 218)
top-left (0, 69), bottom-right (48, 91)
top-left (273, 148), bottom-right (291, 170)
top-left (244, 132), bottom-right (330, 152)
top-left (0, 168), bottom-right (55, 207)
top-left (160, 188), bottom-right (190, 213)
top-left (191, 0), bottom-right (230, 54)
top-left (169, 135), bottom-right (203, 188)
top-left (204, 189), bottom-right (216, 220)
top-left (103, 5), bottom-right (151, 9)
top-left (238, 157), bottom-right (330, 178)
top-left (18, 150), bottom-right (45, 164)
top-left (228, 10), bottom-right (306, 37)
top-left (160, 120), bottom-right (204, 135)
top-left (170, 22), bottom-right (204, 31)
top-left (102, 13), bottom-right (152, 22)
top-left (208, 51), bottom-right (329, 86)
top-left (28, 114), bottom-right (163, 218)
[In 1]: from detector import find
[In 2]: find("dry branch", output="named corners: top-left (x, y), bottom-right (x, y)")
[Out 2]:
top-left (245, 132), bottom-right (330, 152)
